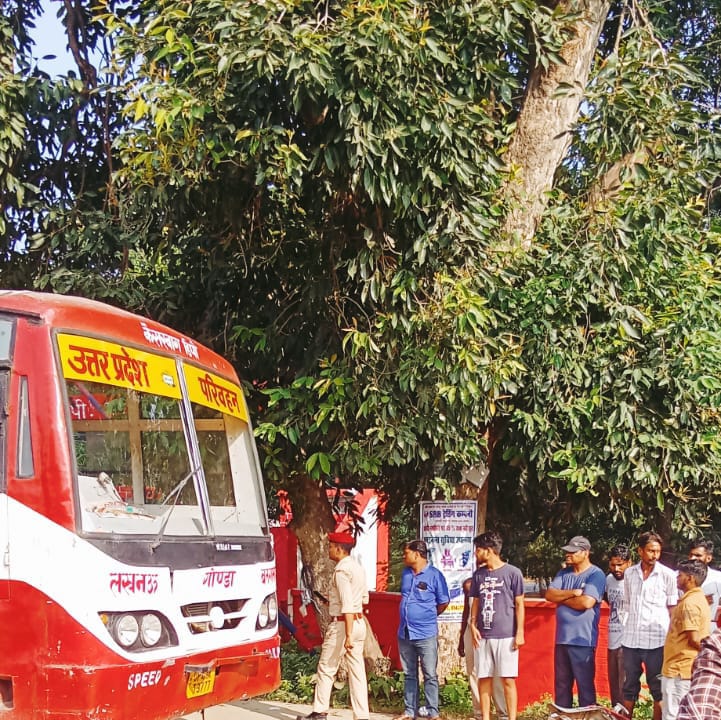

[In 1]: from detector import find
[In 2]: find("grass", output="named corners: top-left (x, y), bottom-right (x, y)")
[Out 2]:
top-left (264, 642), bottom-right (653, 720)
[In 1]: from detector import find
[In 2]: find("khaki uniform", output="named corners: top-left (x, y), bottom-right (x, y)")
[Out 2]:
top-left (313, 555), bottom-right (370, 720)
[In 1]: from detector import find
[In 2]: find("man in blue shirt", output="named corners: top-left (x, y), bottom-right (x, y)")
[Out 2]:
top-left (395, 539), bottom-right (450, 720)
top-left (545, 535), bottom-right (607, 708)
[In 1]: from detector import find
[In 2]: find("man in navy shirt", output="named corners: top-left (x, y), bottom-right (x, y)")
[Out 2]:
top-left (469, 531), bottom-right (525, 720)
top-left (545, 536), bottom-right (606, 708)
top-left (395, 539), bottom-right (450, 720)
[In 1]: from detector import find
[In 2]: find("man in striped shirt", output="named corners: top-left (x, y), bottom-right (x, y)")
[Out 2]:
top-left (621, 532), bottom-right (678, 720)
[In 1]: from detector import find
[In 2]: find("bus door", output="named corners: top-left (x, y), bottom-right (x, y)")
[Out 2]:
top-left (0, 317), bottom-right (11, 600)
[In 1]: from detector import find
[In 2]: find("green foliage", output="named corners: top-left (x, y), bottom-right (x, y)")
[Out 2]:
top-left (265, 642), bottom-right (474, 714)
top-left (367, 671), bottom-right (405, 707)
top-left (387, 507), bottom-right (419, 591)
top-left (1, 1), bottom-right (138, 300)
top-left (438, 671), bottom-right (473, 715)
top-left (265, 640), bottom-right (318, 704)
top-left (515, 533), bottom-right (561, 592)
top-left (266, 651), bottom-right (654, 719)
top-left (6, 0), bottom-right (721, 537)
top-left (518, 696), bottom-right (554, 720)
top-left (633, 699), bottom-right (654, 720)
top-left (266, 641), bottom-right (404, 709)
top-left (278, 639), bottom-right (320, 680)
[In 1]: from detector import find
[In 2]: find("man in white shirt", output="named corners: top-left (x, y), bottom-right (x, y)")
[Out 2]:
top-left (688, 539), bottom-right (721, 632)
top-left (621, 532), bottom-right (677, 720)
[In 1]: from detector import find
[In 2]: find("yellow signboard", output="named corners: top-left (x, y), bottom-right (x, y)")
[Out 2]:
top-left (57, 333), bottom-right (181, 399)
top-left (183, 364), bottom-right (248, 421)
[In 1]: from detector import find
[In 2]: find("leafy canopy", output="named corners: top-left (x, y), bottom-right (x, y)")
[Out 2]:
top-left (4, 0), bottom-right (721, 534)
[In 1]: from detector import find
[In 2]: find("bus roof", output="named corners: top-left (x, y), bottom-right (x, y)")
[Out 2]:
top-left (0, 290), bottom-right (238, 380)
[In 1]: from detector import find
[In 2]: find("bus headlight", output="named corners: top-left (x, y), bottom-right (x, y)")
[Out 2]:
top-left (257, 602), bottom-right (269, 628)
top-left (267, 594), bottom-right (278, 623)
top-left (100, 611), bottom-right (177, 652)
top-left (115, 614), bottom-right (140, 648)
top-left (256, 593), bottom-right (278, 630)
top-left (140, 613), bottom-right (163, 647)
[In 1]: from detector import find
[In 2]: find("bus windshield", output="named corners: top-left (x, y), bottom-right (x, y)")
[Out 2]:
top-left (60, 336), bottom-right (266, 538)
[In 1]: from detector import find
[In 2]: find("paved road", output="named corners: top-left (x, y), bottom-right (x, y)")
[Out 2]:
top-left (180, 699), bottom-right (397, 720)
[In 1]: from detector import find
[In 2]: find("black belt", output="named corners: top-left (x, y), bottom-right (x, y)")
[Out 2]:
top-left (332, 613), bottom-right (363, 621)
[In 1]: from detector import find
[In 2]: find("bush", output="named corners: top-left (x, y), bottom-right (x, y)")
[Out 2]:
top-left (265, 641), bottom-right (656, 719)
top-left (438, 671), bottom-right (473, 715)
top-left (264, 641), bottom-right (471, 713)
top-left (265, 640), bottom-right (318, 704)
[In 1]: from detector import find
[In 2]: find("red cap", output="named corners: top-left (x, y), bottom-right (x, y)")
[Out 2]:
top-left (328, 531), bottom-right (355, 546)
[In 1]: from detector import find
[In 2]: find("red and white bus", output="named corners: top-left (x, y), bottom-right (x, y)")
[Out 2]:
top-left (0, 291), bottom-right (280, 719)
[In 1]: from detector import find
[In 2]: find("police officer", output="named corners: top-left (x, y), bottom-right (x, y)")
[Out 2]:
top-left (298, 531), bottom-right (369, 720)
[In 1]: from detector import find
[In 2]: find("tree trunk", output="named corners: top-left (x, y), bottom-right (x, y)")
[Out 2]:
top-left (289, 475), bottom-right (388, 670)
top-left (502, 0), bottom-right (611, 245)
top-left (454, 474), bottom-right (489, 533)
top-left (289, 474), bottom-right (336, 631)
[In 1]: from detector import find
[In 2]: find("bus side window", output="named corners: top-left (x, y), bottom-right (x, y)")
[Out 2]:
top-left (0, 318), bottom-right (13, 491)
top-left (0, 372), bottom-right (6, 492)
top-left (16, 377), bottom-right (34, 478)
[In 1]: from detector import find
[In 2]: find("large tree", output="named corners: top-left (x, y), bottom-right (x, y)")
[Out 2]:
top-left (6, 0), bottom-right (721, 596)
top-left (0, 0), bottom-right (139, 299)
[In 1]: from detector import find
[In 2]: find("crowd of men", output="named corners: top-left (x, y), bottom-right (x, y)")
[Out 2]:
top-left (299, 530), bottom-right (721, 720)
top-left (542, 532), bottom-right (721, 720)
top-left (456, 531), bottom-right (721, 720)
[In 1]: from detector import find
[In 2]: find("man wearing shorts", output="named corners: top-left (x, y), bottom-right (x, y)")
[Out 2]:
top-left (470, 531), bottom-right (525, 720)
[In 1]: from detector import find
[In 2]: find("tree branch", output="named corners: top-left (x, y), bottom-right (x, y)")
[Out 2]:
top-left (501, 0), bottom-right (612, 247)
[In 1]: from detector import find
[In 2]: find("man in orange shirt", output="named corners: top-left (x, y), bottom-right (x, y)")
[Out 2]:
top-left (661, 559), bottom-right (710, 720)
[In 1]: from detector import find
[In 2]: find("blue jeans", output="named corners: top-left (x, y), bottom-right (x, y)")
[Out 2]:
top-left (554, 644), bottom-right (597, 708)
top-left (398, 635), bottom-right (440, 718)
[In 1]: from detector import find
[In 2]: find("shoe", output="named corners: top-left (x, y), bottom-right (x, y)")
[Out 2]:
top-left (297, 714), bottom-right (327, 720)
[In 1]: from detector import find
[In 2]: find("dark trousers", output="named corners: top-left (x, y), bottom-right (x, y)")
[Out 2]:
top-left (554, 644), bottom-right (597, 708)
top-left (621, 645), bottom-right (663, 702)
top-left (607, 647), bottom-right (625, 707)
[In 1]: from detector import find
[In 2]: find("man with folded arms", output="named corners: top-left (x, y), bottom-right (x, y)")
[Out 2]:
top-left (545, 535), bottom-right (606, 708)
top-left (298, 531), bottom-right (369, 720)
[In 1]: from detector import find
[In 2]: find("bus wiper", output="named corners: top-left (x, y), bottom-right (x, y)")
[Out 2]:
top-left (150, 466), bottom-right (199, 551)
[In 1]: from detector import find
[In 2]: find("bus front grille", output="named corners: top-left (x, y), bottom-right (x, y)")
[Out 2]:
top-left (180, 599), bottom-right (248, 633)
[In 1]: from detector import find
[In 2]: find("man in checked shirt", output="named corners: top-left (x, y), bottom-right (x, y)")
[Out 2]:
top-left (676, 629), bottom-right (721, 720)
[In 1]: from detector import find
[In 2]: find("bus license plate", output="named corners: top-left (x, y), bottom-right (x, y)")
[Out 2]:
top-left (186, 668), bottom-right (215, 698)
